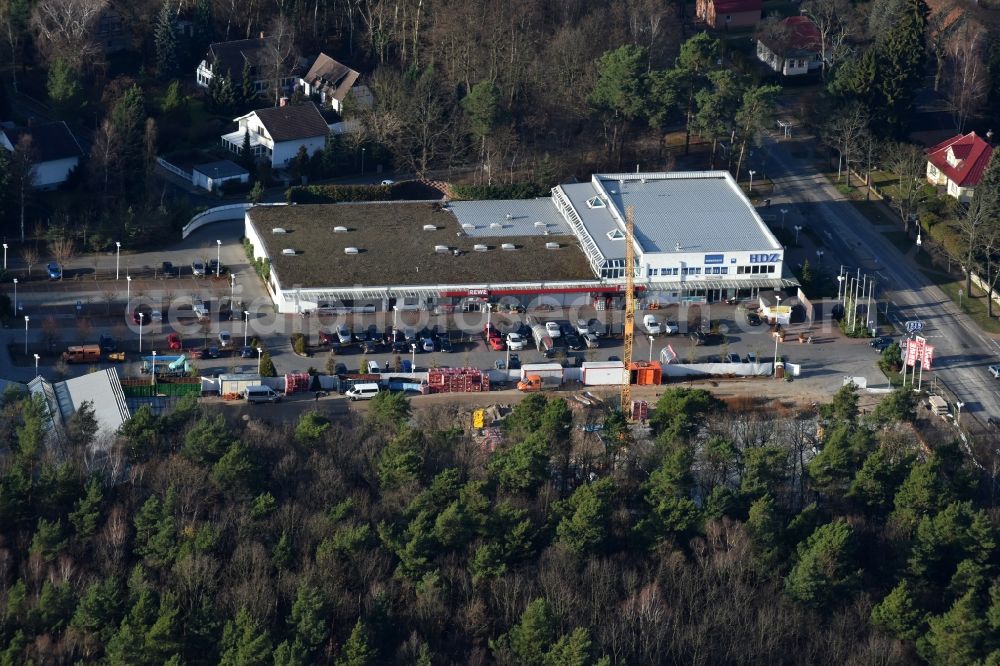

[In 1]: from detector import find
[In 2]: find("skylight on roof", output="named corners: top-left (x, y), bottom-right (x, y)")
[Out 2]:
top-left (606, 229), bottom-right (625, 241)
top-left (586, 196), bottom-right (606, 209)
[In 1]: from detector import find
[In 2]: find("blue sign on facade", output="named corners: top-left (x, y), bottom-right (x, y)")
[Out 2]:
top-left (749, 253), bottom-right (780, 263)
top-left (704, 254), bottom-right (724, 264)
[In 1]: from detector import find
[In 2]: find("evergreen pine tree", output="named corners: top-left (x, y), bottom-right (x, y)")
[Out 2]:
top-left (337, 619), bottom-right (376, 666)
top-left (918, 590), bottom-right (988, 665)
top-left (241, 58), bottom-right (255, 106)
top-left (220, 608), bottom-right (272, 666)
top-left (784, 520), bottom-right (861, 607)
top-left (239, 129), bottom-right (255, 173)
top-left (69, 476), bottom-right (104, 540)
top-left (870, 580), bottom-right (923, 640)
top-left (154, 1), bottom-right (179, 79)
top-left (47, 58), bottom-right (81, 117)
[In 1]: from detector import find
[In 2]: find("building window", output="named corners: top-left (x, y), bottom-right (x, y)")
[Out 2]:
top-left (606, 229), bottom-right (625, 241)
top-left (649, 268), bottom-right (658, 276)
top-left (586, 196), bottom-right (606, 209)
top-left (766, 265), bottom-right (775, 273)
top-left (721, 267), bottom-right (728, 275)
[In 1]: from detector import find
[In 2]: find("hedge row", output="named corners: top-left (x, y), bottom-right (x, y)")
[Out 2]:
top-left (286, 184), bottom-right (394, 204)
top-left (449, 182), bottom-right (547, 200)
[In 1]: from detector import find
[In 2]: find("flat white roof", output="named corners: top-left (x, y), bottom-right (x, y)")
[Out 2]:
top-left (557, 171), bottom-right (782, 262)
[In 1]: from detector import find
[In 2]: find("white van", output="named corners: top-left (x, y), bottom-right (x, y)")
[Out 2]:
top-left (346, 383), bottom-right (380, 401)
top-left (365, 360), bottom-right (382, 374)
top-left (245, 385), bottom-right (282, 403)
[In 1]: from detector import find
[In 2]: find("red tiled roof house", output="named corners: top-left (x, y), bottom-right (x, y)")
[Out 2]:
top-left (756, 16), bottom-right (822, 77)
top-left (696, 0), bottom-right (762, 30)
top-left (925, 132), bottom-right (994, 202)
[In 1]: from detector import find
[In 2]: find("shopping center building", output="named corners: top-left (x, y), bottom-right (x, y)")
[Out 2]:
top-left (244, 171), bottom-right (797, 314)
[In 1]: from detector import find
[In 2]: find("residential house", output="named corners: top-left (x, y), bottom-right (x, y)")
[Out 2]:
top-left (0, 121), bottom-right (83, 188)
top-left (221, 101), bottom-right (329, 169)
top-left (298, 53), bottom-right (373, 113)
top-left (196, 35), bottom-right (302, 96)
top-left (696, 0), bottom-right (762, 30)
top-left (756, 16), bottom-right (823, 77)
top-left (925, 131), bottom-right (994, 201)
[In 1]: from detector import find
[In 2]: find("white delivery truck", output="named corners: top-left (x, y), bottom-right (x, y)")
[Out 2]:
top-left (581, 361), bottom-right (626, 386)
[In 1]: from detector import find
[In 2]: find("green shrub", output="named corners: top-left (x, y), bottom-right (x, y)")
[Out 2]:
top-left (290, 333), bottom-right (307, 355)
top-left (259, 351), bottom-right (277, 377)
top-left (450, 182), bottom-right (546, 200)
top-left (286, 183), bottom-right (393, 204)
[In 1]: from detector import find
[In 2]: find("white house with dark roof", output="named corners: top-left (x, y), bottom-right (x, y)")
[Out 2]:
top-left (0, 121), bottom-right (83, 188)
top-left (221, 101), bottom-right (329, 169)
top-left (298, 53), bottom-right (372, 113)
top-left (195, 36), bottom-right (302, 95)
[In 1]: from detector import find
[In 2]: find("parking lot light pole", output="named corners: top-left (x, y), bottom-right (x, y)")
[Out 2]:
top-left (138, 313), bottom-right (144, 353)
top-left (244, 311), bottom-right (250, 346)
top-left (781, 208), bottom-right (788, 229)
top-left (815, 249), bottom-right (824, 266)
top-left (24, 315), bottom-right (29, 355)
top-left (115, 242), bottom-right (121, 280)
top-left (216, 240), bottom-right (221, 277)
top-left (257, 347), bottom-right (262, 374)
top-left (836, 275), bottom-right (845, 303)
top-left (33, 353), bottom-right (39, 377)
top-left (12, 278), bottom-right (17, 313)
top-left (748, 170), bottom-right (756, 195)
top-left (2, 243), bottom-right (7, 269)
top-left (151, 350), bottom-right (157, 385)
top-left (648, 335), bottom-right (654, 362)
top-left (230, 274), bottom-right (236, 311)
top-left (772, 296), bottom-right (781, 376)
top-left (793, 225), bottom-right (802, 244)
top-left (956, 401), bottom-right (964, 426)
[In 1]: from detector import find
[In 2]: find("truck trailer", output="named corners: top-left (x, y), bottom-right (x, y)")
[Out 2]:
top-left (530, 324), bottom-right (554, 354)
top-left (581, 360), bottom-right (625, 386)
top-left (520, 363), bottom-right (563, 385)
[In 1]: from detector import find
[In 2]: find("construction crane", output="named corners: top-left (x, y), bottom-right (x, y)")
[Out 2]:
top-left (620, 206), bottom-right (635, 415)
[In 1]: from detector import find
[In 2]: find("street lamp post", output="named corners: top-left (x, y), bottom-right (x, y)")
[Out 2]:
top-left (916, 223), bottom-right (922, 247)
top-left (780, 208), bottom-right (788, 229)
top-left (956, 401), bottom-right (964, 426)
top-left (257, 347), bottom-right (262, 374)
top-left (748, 170), bottom-right (756, 195)
top-left (361, 147), bottom-right (366, 175)
top-left (230, 274), bottom-right (236, 314)
top-left (244, 311), bottom-right (250, 347)
top-left (33, 353), bottom-right (39, 377)
top-left (24, 315), bottom-right (29, 355)
top-left (216, 240), bottom-right (221, 277)
top-left (793, 224), bottom-right (802, 244)
top-left (836, 275), bottom-right (845, 303)
top-left (772, 296), bottom-right (781, 376)
top-left (12, 278), bottom-right (17, 314)
top-left (151, 350), bottom-right (156, 386)
top-left (138, 313), bottom-right (144, 352)
top-left (2, 243), bottom-right (7, 270)
top-left (115, 242), bottom-right (121, 280)
top-left (815, 249), bottom-right (824, 266)
top-left (648, 335), bottom-right (654, 362)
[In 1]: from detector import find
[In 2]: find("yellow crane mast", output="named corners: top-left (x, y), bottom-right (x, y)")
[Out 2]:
top-left (621, 206), bottom-right (635, 414)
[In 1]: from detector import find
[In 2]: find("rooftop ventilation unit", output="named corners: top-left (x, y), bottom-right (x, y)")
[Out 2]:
top-left (334, 226), bottom-right (348, 233)
top-left (474, 244), bottom-right (489, 252)
top-left (344, 247), bottom-right (359, 255)
top-left (461, 223), bottom-right (475, 230)
top-left (281, 248), bottom-right (297, 256)
top-left (423, 225), bottom-right (437, 231)
top-left (501, 243), bottom-right (516, 251)
top-left (489, 222), bottom-right (502, 229)
top-left (545, 242), bottom-right (560, 250)
top-left (534, 221), bottom-right (546, 228)
top-left (505, 213), bottom-right (513, 220)
top-left (272, 227), bottom-right (287, 234)
top-left (434, 245), bottom-right (449, 253)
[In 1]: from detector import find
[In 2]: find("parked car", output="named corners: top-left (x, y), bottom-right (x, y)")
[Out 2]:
top-left (487, 335), bottom-right (506, 351)
top-left (47, 262), bottom-right (62, 280)
top-left (391, 340), bottom-right (408, 353)
top-left (438, 335), bottom-right (453, 353)
top-left (508, 353), bottom-right (521, 370)
top-left (990, 364), bottom-right (1000, 379)
top-left (150, 309), bottom-right (163, 323)
top-left (161, 261), bottom-right (175, 277)
top-left (870, 336), bottom-right (894, 352)
top-left (690, 330), bottom-right (707, 346)
top-left (583, 333), bottom-right (600, 349)
top-left (354, 327), bottom-right (369, 342)
top-left (167, 333), bottom-right (182, 351)
top-left (239, 346), bottom-right (255, 358)
top-left (545, 321), bottom-right (562, 338)
top-left (403, 327), bottom-right (416, 342)
top-left (745, 352), bottom-right (758, 364)
top-left (726, 353), bottom-right (741, 363)
top-left (319, 329), bottom-right (336, 345)
top-left (422, 336), bottom-right (435, 352)
top-left (191, 260), bottom-right (206, 276)
top-left (746, 312), bottom-right (762, 326)
top-left (203, 347), bottom-right (220, 359)
top-left (642, 314), bottom-right (662, 335)
top-left (564, 333), bottom-right (584, 351)
top-left (575, 319), bottom-right (591, 335)
top-left (366, 360), bottom-right (382, 373)
top-left (132, 307), bottom-right (152, 325)
top-left (663, 320), bottom-right (680, 335)
top-left (336, 324), bottom-right (352, 345)
top-left (333, 362), bottom-right (347, 375)
top-left (99, 335), bottom-right (118, 353)
top-left (361, 340), bottom-right (381, 354)
top-left (506, 332), bottom-right (527, 351)
top-left (218, 331), bottom-right (232, 348)
top-left (366, 325), bottom-right (380, 341)
top-left (381, 179), bottom-right (395, 185)
top-left (988, 416), bottom-right (1000, 429)
top-left (207, 259), bottom-right (225, 275)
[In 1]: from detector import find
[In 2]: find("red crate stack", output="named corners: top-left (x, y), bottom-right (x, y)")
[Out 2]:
top-left (285, 373), bottom-right (311, 394)
top-left (428, 368), bottom-right (490, 393)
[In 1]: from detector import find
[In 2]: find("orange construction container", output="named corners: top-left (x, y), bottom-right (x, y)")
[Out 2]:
top-left (629, 361), bottom-right (662, 385)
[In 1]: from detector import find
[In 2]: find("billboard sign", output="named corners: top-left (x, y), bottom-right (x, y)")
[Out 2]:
top-left (704, 254), bottom-right (725, 265)
top-left (921, 344), bottom-right (934, 370)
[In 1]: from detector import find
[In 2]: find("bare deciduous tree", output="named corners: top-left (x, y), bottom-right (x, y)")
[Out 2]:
top-left (48, 236), bottom-right (76, 277)
top-left (30, 0), bottom-right (108, 69)
top-left (21, 247), bottom-right (39, 278)
top-left (882, 142), bottom-right (927, 231)
top-left (264, 16), bottom-right (296, 106)
top-left (802, 0), bottom-right (857, 76)
top-left (10, 135), bottom-right (36, 243)
top-left (824, 102), bottom-right (869, 183)
top-left (942, 21), bottom-right (989, 132)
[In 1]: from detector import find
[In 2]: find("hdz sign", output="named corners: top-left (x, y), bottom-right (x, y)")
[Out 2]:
top-left (749, 253), bottom-right (780, 263)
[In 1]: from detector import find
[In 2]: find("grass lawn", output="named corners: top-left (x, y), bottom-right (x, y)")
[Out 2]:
top-left (920, 270), bottom-right (1000, 334)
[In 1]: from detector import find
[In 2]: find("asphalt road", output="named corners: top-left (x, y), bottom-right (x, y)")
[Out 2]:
top-left (765, 134), bottom-right (1000, 424)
